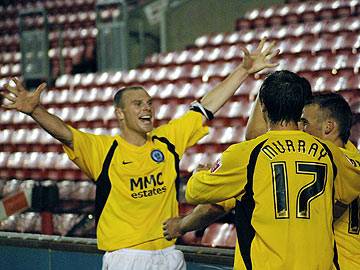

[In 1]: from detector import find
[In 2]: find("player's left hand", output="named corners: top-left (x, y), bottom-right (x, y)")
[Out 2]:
top-left (240, 37), bottom-right (279, 74)
top-left (162, 217), bottom-right (183, 241)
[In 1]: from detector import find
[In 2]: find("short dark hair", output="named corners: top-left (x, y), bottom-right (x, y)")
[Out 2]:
top-left (306, 92), bottom-right (353, 144)
top-left (113, 86), bottom-right (146, 108)
top-left (259, 70), bottom-right (312, 124)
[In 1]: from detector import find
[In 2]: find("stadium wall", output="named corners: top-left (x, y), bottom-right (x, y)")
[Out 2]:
top-left (0, 232), bottom-right (234, 270)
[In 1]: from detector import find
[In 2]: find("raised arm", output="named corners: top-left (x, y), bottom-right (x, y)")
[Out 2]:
top-left (245, 94), bottom-right (268, 140)
top-left (199, 37), bottom-right (279, 118)
top-left (1, 78), bottom-right (73, 148)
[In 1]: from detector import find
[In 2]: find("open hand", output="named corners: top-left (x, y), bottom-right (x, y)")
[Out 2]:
top-left (240, 37), bottom-right (279, 74)
top-left (0, 78), bottom-right (46, 115)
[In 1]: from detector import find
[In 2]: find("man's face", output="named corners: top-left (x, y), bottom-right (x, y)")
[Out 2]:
top-left (299, 104), bottom-right (324, 139)
top-left (117, 89), bottom-right (154, 135)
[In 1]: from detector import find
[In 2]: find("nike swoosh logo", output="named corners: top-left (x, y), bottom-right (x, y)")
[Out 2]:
top-left (122, 161), bottom-right (133, 165)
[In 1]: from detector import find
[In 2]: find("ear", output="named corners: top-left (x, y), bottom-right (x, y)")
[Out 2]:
top-left (324, 119), bottom-right (336, 136)
top-left (115, 107), bottom-right (125, 120)
top-left (260, 101), bottom-right (267, 113)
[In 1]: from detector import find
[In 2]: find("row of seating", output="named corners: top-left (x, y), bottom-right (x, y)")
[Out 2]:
top-left (0, 212), bottom-right (88, 236)
top-left (8, 21), bottom-right (360, 67)
top-left (0, 207), bottom-right (235, 248)
top-left (0, 150), bottom-right (221, 178)
top-left (0, 179), bottom-right (95, 201)
top-left (0, 124), bottom-right (247, 152)
top-left (50, 69), bottom-right (360, 99)
top-left (236, 0), bottom-right (358, 30)
top-left (0, 27), bottom-right (96, 54)
top-left (146, 40), bottom-right (360, 68)
top-left (2, 14), bottom-right (359, 56)
top-left (0, 1), bottom-right (146, 34)
top-left (46, 59), bottom-right (360, 90)
top-left (10, 91), bottom-right (349, 127)
top-left (0, 0), bottom-right (95, 17)
top-left (200, 16), bottom-right (360, 49)
top-left (0, 63), bottom-right (20, 78)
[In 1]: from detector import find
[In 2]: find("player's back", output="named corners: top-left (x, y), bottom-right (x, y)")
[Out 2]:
top-left (235, 130), bottom-right (338, 270)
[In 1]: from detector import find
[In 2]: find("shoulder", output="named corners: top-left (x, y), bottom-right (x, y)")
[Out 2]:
top-left (222, 136), bottom-right (266, 160)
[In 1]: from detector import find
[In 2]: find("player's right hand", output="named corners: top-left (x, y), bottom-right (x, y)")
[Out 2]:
top-left (162, 217), bottom-right (183, 241)
top-left (0, 78), bottom-right (46, 115)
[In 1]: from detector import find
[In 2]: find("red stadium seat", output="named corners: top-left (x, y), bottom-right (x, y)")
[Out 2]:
top-left (71, 181), bottom-right (95, 201)
top-left (0, 215), bottom-right (17, 231)
top-left (201, 223), bottom-right (236, 248)
top-left (216, 100), bottom-right (252, 119)
top-left (2, 179), bottom-right (21, 197)
top-left (346, 73), bottom-right (360, 91)
top-left (155, 103), bottom-right (176, 120)
top-left (180, 231), bottom-right (203, 246)
top-left (58, 180), bottom-right (77, 200)
top-left (53, 213), bottom-right (82, 236)
top-left (0, 129), bottom-right (11, 145)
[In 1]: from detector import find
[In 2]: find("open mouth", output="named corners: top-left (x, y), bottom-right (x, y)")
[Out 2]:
top-left (139, 115), bottom-right (152, 124)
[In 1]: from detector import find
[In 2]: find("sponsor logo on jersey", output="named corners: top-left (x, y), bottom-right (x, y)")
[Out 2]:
top-left (130, 172), bottom-right (167, 199)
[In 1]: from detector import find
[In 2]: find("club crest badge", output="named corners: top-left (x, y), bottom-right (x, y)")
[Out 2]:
top-left (151, 149), bottom-right (164, 163)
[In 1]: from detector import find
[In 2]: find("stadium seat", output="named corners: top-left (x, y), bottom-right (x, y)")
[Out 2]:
top-left (2, 179), bottom-right (21, 197)
top-left (0, 215), bottom-right (17, 231)
top-left (71, 181), bottom-right (95, 201)
top-left (216, 100), bottom-right (252, 119)
top-left (180, 153), bottom-right (206, 173)
top-left (201, 223), bottom-right (236, 248)
top-left (53, 213), bottom-right (83, 236)
top-left (16, 212), bottom-right (41, 233)
top-left (180, 231), bottom-right (203, 246)
top-left (58, 180), bottom-right (76, 200)
top-left (0, 129), bottom-right (11, 144)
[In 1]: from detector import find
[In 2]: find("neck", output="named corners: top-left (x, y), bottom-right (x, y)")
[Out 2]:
top-left (331, 137), bottom-right (345, 148)
top-left (120, 129), bottom-right (147, 146)
top-left (268, 121), bottom-right (299, 131)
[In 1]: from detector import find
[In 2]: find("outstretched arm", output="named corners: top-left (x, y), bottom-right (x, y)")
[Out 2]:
top-left (163, 204), bottom-right (227, 240)
top-left (199, 37), bottom-right (279, 119)
top-left (1, 78), bottom-right (73, 148)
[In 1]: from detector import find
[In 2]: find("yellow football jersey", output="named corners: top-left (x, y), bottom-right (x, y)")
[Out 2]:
top-left (63, 111), bottom-right (208, 251)
top-left (186, 130), bottom-right (360, 269)
top-left (334, 141), bottom-right (360, 270)
top-left (216, 199), bottom-right (245, 269)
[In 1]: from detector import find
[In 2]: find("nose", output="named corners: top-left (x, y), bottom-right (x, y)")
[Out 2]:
top-left (143, 102), bottom-right (152, 112)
